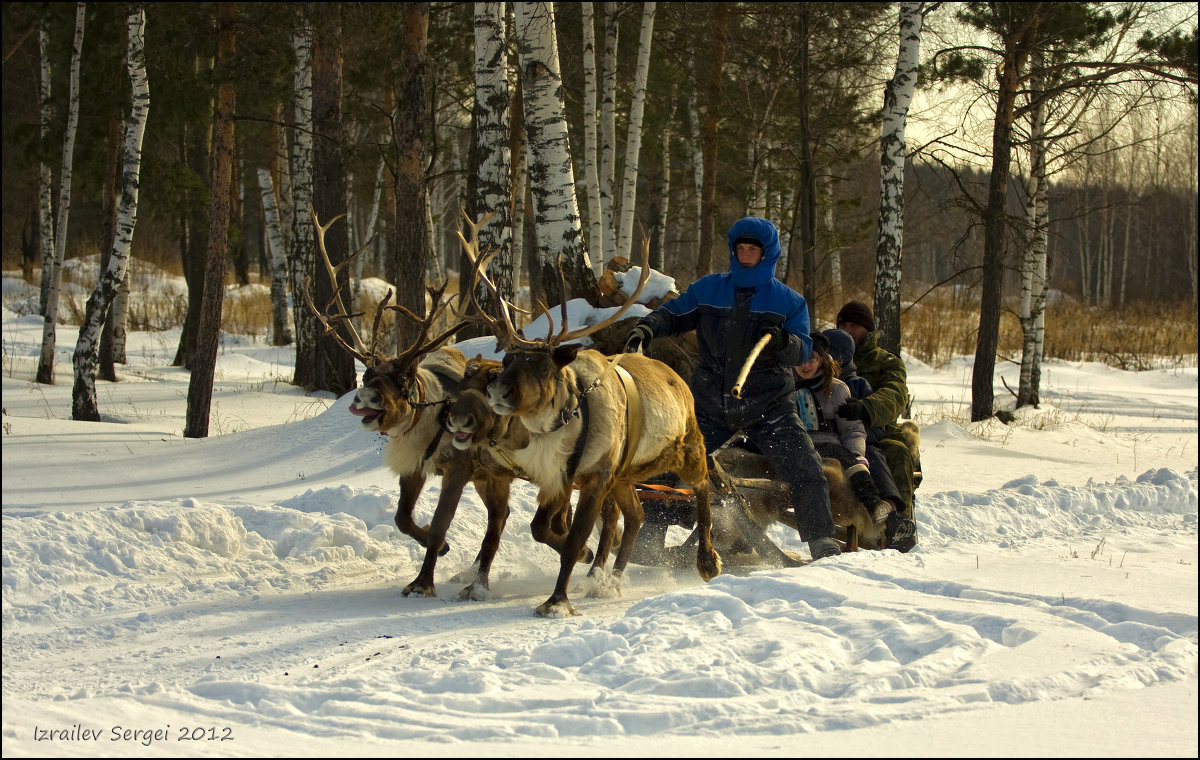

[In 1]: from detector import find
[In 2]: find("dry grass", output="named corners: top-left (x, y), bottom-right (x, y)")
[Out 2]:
top-left (9, 258), bottom-right (1197, 372)
top-left (899, 288), bottom-right (1198, 369)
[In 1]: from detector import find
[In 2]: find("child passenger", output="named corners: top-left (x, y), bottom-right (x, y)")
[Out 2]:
top-left (794, 332), bottom-right (891, 525)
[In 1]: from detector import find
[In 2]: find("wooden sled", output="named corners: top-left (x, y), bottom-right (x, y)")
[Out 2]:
top-left (630, 438), bottom-right (888, 570)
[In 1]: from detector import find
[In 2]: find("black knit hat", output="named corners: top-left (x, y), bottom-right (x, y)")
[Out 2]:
top-left (836, 301), bottom-right (875, 332)
top-left (808, 330), bottom-right (830, 357)
top-left (733, 236), bottom-right (763, 248)
top-left (822, 328), bottom-right (856, 366)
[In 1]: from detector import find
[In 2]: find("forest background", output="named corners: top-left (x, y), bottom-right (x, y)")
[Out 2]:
top-left (2, 2), bottom-right (1197, 432)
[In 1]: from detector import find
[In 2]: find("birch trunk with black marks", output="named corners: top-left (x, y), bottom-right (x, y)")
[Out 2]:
top-left (98, 116), bottom-right (125, 381)
top-left (290, 18), bottom-right (317, 388)
top-left (615, 2), bottom-right (655, 263)
top-left (1017, 51), bottom-right (1047, 409)
top-left (37, 2), bottom-right (85, 386)
top-left (581, 2), bottom-right (603, 273)
top-left (72, 8), bottom-right (148, 421)
top-left (515, 1), bottom-right (596, 307)
top-left (598, 2), bottom-right (619, 270)
top-left (873, 1), bottom-right (924, 357)
top-left (655, 106), bottom-right (671, 272)
top-left (37, 19), bottom-right (55, 316)
top-left (463, 2), bottom-right (513, 330)
top-left (258, 168), bottom-right (293, 346)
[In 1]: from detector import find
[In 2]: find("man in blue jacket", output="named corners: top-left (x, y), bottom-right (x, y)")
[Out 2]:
top-left (623, 217), bottom-right (840, 560)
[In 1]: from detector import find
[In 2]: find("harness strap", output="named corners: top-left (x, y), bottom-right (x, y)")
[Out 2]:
top-left (613, 363), bottom-right (642, 478)
top-left (421, 424), bottom-right (446, 463)
top-left (565, 390), bottom-right (589, 481)
top-left (402, 375), bottom-right (427, 435)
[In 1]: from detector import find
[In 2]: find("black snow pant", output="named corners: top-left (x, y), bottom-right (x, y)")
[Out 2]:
top-left (698, 405), bottom-right (836, 543)
top-left (866, 444), bottom-right (908, 514)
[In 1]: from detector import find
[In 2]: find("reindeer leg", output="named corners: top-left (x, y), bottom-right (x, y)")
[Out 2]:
top-left (393, 471), bottom-right (449, 555)
top-left (459, 475), bottom-right (512, 601)
top-left (537, 485), bottom-right (605, 617)
top-left (681, 431), bottom-right (722, 581)
top-left (531, 494), bottom-right (593, 564)
top-left (609, 482), bottom-right (643, 578)
top-left (402, 458), bottom-right (472, 598)
top-left (588, 491), bottom-right (621, 578)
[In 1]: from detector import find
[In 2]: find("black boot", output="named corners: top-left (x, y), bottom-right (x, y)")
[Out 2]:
top-left (885, 511), bottom-right (917, 553)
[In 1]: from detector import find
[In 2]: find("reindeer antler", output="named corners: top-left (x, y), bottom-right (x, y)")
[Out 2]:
top-left (303, 206), bottom-right (384, 367)
top-left (458, 210), bottom-right (536, 350)
top-left (392, 280), bottom-right (473, 368)
top-left (459, 214), bottom-right (653, 352)
top-left (552, 233), bottom-right (652, 346)
top-left (306, 206), bottom-right (468, 369)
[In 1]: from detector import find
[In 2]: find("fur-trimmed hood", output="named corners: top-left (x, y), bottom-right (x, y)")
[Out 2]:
top-left (726, 217), bottom-right (781, 289)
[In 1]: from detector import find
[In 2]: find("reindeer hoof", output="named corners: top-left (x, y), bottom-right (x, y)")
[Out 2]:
top-left (535, 597), bottom-right (578, 617)
top-left (402, 580), bottom-right (436, 598)
top-left (586, 569), bottom-right (622, 599)
top-left (459, 579), bottom-right (491, 601)
top-left (448, 562), bottom-right (481, 586)
top-left (697, 548), bottom-right (723, 581)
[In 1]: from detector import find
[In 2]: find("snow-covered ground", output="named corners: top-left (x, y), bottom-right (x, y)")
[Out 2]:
top-left (2, 289), bottom-right (1196, 757)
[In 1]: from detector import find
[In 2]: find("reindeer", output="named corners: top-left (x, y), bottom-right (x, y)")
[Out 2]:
top-left (442, 354), bottom-right (601, 573)
top-left (457, 215), bottom-right (721, 617)
top-left (305, 209), bottom-right (511, 600)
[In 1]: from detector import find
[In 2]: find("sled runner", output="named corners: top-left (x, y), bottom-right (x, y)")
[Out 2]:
top-left (628, 435), bottom-right (896, 569)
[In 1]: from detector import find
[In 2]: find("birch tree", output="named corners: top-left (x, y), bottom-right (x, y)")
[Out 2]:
top-left (185, 2), bottom-right (237, 438)
top-left (581, 3), bottom-right (604, 273)
top-left (37, 17), bottom-right (54, 316)
top-left (36, 2), bottom-right (85, 386)
top-left (1016, 49), bottom-right (1047, 409)
top-left (614, 2), bottom-right (656, 264)
top-left (514, 1), bottom-right (597, 306)
top-left (258, 168), bottom-right (292, 346)
top-left (932, 2), bottom-right (1197, 420)
top-left (72, 7), bottom-right (149, 421)
top-left (289, 16), bottom-right (318, 388)
top-left (465, 2), bottom-right (513, 319)
top-left (873, 1), bottom-right (928, 357)
top-left (598, 3), bottom-right (620, 269)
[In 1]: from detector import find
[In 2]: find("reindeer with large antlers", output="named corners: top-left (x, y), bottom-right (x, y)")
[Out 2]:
top-left (305, 208), bottom-right (516, 600)
top-left (457, 213), bottom-right (722, 617)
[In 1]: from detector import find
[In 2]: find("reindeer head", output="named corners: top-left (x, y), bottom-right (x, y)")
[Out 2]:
top-left (443, 355), bottom-right (515, 450)
top-left (304, 207), bottom-right (468, 435)
top-left (456, 211), bottom-right (652, 421)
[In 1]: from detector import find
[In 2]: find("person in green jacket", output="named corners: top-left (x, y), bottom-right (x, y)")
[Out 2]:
top-left (833, 301), bottom-right (918, 552)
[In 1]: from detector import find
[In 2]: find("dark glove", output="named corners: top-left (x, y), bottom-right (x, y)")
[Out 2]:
top-left (623, 324), bottom-right (654, 354)
top-left (762, 326), bottom-right (787, 351)
top-left (837, 399), bottom-right (871, 425)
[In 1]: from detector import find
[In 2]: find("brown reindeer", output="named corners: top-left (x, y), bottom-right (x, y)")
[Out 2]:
top-left (458, 215), bottom-right (721, 617)
top-left (305, 209), bottom-right (511, 600)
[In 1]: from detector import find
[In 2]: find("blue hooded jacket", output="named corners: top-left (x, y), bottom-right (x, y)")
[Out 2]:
top-left (636, 217), bottom-right (814, 427)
